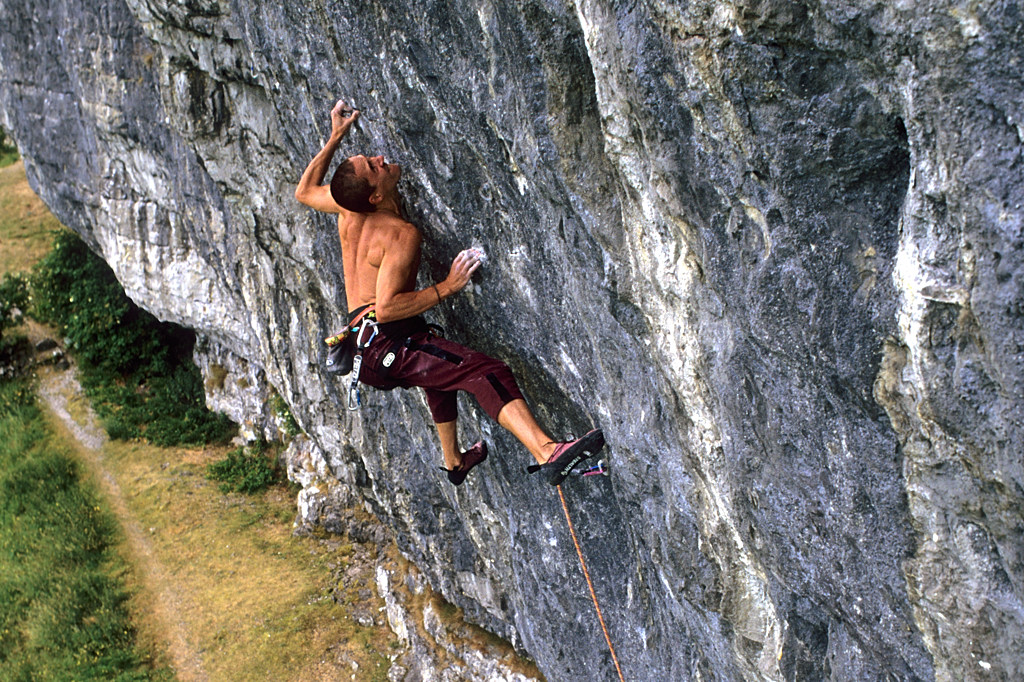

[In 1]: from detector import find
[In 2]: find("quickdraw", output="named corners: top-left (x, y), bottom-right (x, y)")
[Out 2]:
top-left (347, 315), bottom-right (378, 410)
top-left (580, 459), bottom-right (609, 477)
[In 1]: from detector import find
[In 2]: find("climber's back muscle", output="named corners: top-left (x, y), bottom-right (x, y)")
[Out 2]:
top-left (338, 210), bottom-right (419, 314)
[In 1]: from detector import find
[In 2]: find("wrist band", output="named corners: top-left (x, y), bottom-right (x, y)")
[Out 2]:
top-left (432, 284), bottom-right (442, 305)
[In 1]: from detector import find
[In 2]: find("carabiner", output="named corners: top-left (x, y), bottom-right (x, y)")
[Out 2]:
top-left (354, 317), bottom-right (378, 349)
top-left (345, 317), bottom-right (378, 411)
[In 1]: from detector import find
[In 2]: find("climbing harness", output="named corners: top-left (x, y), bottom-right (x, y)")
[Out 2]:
top-left (325, 304), bottom-right (378, 375)
top-left (329, 308), bottom-right (447, 410)
top-left (347, 314), bottom-right (378, 410)
top-left (557, 485), bottom-right (626, 682)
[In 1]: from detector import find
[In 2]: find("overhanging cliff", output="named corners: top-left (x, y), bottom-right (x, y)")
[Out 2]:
top-left (1, 0), bottom-right (1021, 679)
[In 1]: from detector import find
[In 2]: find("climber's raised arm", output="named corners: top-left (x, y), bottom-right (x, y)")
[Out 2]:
top-left (294, 100), bottom-right (359, 213)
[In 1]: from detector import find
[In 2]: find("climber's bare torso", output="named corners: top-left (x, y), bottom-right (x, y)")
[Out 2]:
top-left (336, 207), bottom-right (420, 314)
top-left (296, 139), bottom-right (474, 326)
top-left (294, 102), bottom-right (478, 322)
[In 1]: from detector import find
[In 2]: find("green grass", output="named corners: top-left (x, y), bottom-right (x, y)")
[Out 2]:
top-left (0, 379), bottom-right (172, 681)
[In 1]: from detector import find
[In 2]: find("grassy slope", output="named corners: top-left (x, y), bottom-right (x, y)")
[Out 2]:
top-left (0, 160), bottom-right (63, 276)
top-left (0, 380), bottom-right (171, 681)
top-left (97, 437), bottom-right (396, 681)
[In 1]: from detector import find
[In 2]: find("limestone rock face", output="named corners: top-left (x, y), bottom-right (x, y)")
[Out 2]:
top-left (2, 0), bottom-right (1021, 679)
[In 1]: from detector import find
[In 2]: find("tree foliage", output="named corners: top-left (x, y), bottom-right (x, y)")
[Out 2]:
top-left (31, 231), bottom-right (235, 446)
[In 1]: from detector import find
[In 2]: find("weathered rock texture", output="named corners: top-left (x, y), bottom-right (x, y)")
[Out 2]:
top-left (1, 0), bottom-right (1021, 679)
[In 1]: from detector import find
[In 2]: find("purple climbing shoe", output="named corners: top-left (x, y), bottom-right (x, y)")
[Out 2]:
top-left (442, 441), bottom-right (488, 486)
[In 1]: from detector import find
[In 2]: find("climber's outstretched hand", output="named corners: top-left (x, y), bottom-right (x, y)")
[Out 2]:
top-left (331, 100), bottom-right (359, 137)
top-left (442, 249), bottom-right (482, 295)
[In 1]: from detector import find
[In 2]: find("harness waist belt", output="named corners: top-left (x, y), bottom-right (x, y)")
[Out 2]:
top-left (375, 315), bottom-right (428, 339)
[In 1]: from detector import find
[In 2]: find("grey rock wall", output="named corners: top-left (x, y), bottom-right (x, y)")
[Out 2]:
top-left (2, 0), bottom-right (1021, 679)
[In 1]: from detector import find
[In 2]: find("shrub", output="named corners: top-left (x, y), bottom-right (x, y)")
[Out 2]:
top-left (32, 231), bottom-right (172, 378)
top-left (1, 274), bottom-right (30, 368)
top-left (0, 126), bottom-right (17, 167)
top-left (84, 362), bottom-right (235, 448)
top-left (207, 442), bottom-right (278, 494)
top-left (0, 273), bottom-right (28, 348)
top-left (0, 273), bottom-right (27, 325)
top-left (31, 231), bottom-right (236, 447)
top-left (271, 391), bottom-right (301, 438)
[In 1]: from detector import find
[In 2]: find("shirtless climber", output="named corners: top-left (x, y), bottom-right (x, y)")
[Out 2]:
top-left (294, 100), bottom-right (604, 486)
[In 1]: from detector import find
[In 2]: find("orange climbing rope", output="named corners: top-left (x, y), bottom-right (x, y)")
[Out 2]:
top-left (557, 485), bottom-right (626, 682)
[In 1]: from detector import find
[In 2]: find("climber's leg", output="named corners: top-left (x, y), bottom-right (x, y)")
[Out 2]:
top-left (434, 419), bottom-right (461, 471)
top-left (497, 398), bottom-right (557, 465)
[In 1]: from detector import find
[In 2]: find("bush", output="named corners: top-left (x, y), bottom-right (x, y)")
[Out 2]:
top-left (84, 363), bottom-right (235, 448)
top-left (32, 231), bottom-right (172, 377)
top-left (0, 274), bottom-right (31, 371)
top-left (271, 391), bottom-right (301, 438)
top-left (0, 273), bottom-right (28, 346)
top-left (207, 442), bottom-right (278, 494)
top-left (0, 273), bottom-right (28, 325)
top-left (0, 126), bottom-right (17, 168)
top-left (31, 231), bottom-right (235, 447)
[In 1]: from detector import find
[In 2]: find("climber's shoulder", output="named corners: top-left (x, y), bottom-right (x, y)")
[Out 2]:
top-left (367, 211), bottom-right (419, 244)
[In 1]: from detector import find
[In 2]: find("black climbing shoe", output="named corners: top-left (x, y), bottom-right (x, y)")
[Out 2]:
top-left (442, 441), bottom-right (488, 486)
top-left (529, 429), bottom-right (605, 486)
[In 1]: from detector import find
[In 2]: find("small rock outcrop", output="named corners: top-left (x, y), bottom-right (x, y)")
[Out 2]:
top-left (1, 0), bottom-right (1021, 679)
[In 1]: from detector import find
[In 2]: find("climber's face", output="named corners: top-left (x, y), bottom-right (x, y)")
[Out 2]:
top-left (350, 154), bottom-right (401, 199)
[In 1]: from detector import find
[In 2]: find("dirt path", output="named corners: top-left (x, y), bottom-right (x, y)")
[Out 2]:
top-left (31, 327), bottom-right (208, 681)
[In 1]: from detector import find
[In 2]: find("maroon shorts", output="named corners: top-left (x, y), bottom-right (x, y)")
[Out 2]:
top-left (357, 322), bottom-right (524, 424)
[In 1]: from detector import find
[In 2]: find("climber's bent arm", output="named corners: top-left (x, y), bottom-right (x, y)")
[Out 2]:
top-left (373, 228), bottom-right (431, 323)
top-left (374, 231), bottom-right (481, 323)
top-left (294, 101), bottom-right (359, 213)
